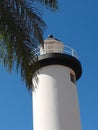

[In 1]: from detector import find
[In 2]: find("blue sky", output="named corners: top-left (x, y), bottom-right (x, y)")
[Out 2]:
top-left (0, 0), bottom-right (98, 130)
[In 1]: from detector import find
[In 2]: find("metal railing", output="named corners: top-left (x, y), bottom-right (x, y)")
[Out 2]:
top-left (35, 44), bottom-right (78, 59)
top-left (63, 45), bottom-right (78, 59)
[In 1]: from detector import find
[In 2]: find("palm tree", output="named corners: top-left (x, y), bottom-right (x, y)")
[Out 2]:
top-left (0, 0), bottom-right (58, 90)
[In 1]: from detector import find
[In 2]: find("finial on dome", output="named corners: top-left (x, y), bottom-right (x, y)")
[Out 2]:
top-left (48, 34), bottom-right (54, 38)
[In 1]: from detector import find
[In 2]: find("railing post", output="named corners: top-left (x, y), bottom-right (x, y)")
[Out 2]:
top-left (72, 49), bottom-right (74, 57)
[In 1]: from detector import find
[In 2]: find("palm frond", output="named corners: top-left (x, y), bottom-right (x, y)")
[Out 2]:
top-left (0, 0), bottom-right (45, 89)
top-left (0, 0), bottom-right (58, 90)
top-left (33, 0), bottom-right (59, 10)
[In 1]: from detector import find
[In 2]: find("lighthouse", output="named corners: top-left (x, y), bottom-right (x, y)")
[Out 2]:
top-left (32, 35), bottom-right (82, 130)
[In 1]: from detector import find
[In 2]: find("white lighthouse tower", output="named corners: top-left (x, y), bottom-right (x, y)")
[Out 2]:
top-left (32, 35), bottom-right (82, 130)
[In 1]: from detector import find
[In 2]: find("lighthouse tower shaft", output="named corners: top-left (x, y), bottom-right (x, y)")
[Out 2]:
top-left (32, 36), bottom-right (82, 130)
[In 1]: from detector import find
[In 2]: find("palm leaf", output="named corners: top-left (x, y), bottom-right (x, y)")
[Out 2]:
top-left (36, 0), bottom-right (59, 10)
top-left (0, 0), bottom-right (58, 90)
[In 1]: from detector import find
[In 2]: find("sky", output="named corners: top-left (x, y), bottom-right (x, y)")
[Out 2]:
top-left (0, 0), bottom-right (98, 130)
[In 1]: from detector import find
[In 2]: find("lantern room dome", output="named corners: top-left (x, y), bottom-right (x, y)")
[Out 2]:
top-left (40, 35), bottom-right (64, 54)
top-left (44, 35), bottom-right (63, 46)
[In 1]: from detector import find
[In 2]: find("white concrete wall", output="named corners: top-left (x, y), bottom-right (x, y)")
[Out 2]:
top-left (32, 65), bottom-right (81, 130)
